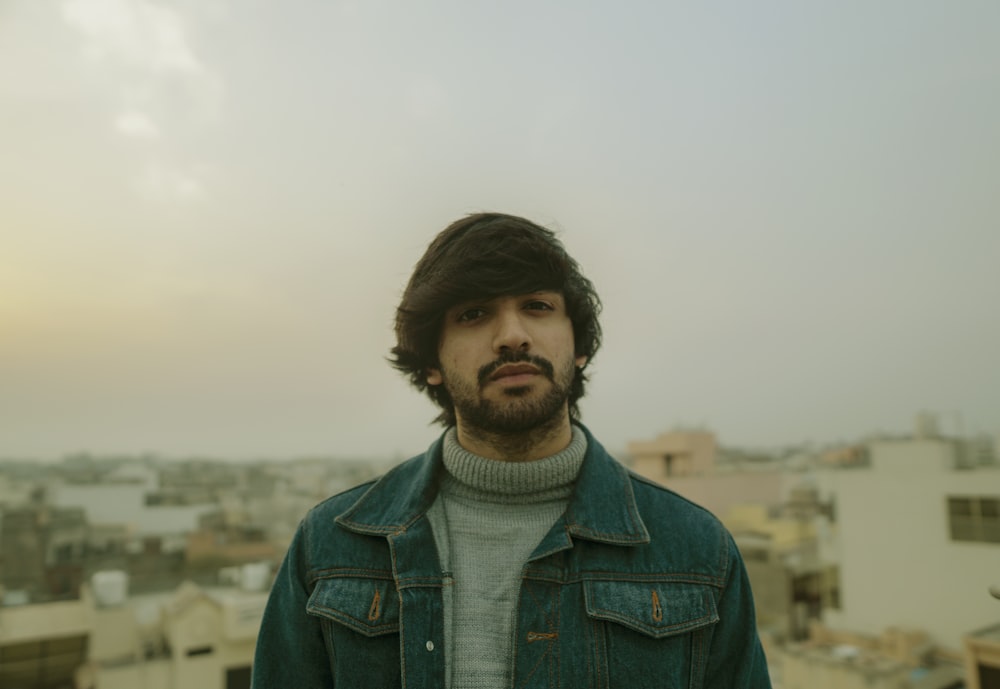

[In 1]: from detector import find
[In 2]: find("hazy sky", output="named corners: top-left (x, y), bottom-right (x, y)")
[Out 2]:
top-left (2, 1), bottom-right (998, 460)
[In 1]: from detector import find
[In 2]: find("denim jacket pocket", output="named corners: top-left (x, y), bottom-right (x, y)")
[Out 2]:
top-left (306, 576), bottom-right (400, 636)
top-left (583, 580), bottom-right (719, 688)
top-left (584, 580), bottom-right (719, 637)
top-left (305, 577), bottom-right (403, 687)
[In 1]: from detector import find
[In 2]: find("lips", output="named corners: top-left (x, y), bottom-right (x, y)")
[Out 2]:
top-left (477, 355), bottom-right (555, 386)
top-left (490, 364), bottom-right (540, 380)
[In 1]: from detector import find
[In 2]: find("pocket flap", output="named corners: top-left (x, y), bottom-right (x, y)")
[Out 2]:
top-left (584, 580), bottom-right (719, 639)
top-left (307, 577), bottom-right (400, 637)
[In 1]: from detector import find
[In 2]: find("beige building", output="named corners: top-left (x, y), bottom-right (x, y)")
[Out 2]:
top-left (627, 428), bottom-right (830, 643)
top-left (627, 429), bottom-right (786, 519)
top-left (0, 596), bottom-right (89, 688)
top-left (964, 622), bottom-right (1000, 689)
top-left (0, 569), bottom-right (267, 689)
top-left (724, 502), bottom-right (839, 641)
top-left (628, 429), bottom-right (718, 481)
top-left (782, 623), bottom-right (965, 689)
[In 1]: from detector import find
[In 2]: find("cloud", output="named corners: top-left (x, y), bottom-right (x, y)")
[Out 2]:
top-left (61, 0), bottom-right (223, 199)
top-left (61, 0), bottom-right (203, 75)
top-left (134, 160), bottom-right (205, 201)
top-left (115, 110), bottom-right (160, 138)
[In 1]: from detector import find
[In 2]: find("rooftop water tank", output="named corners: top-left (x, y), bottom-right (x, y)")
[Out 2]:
top-left (92, 570), bottom-right (128, 607)
top-left (241, 562), bottom-right (270, 592)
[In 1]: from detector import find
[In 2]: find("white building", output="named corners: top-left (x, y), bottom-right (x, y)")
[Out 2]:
top-left (817, 434), bottom-right (999, 652)
top-left (48, 472), bottom-right (217, 542)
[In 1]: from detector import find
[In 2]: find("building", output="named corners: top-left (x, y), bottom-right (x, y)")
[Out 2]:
top-left (964, 621), bottom-right (1000, 689)
top-left (0, 570), bottom-right (267, 689)
top-left (817, 431), bottom-right (999, 653)
top-left (626, 429), bottom-right (787, 519)
top-left (0, 594), bottom-right (89, 688)
top-left (781, 623), bottom-right (965, 689)
top-left (724, 500), bottom-right (839, 641)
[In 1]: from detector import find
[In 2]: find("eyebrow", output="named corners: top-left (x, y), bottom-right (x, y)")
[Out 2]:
top-left (452, 291), bottom-right (561, 307)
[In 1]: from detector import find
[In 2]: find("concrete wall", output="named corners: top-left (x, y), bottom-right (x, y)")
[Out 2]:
top-left (818, 439), bottom-right (1000, 651)
top-left (628, 430), bottom-right (717, 482)
top-left (652, 471), bottom-right (785, 520)
top-left (0, 598), bottom-right (89, 643)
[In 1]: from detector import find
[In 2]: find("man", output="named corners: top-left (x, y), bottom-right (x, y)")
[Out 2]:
top-left (252, 213), bottom-right (771, 688)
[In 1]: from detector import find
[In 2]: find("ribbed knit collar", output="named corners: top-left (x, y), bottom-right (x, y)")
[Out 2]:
top-left (441, 425), bottom-right (586, 503)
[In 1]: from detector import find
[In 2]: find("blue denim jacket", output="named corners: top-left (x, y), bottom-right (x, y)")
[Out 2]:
top-left (252, 426), bottom-right (771, 688)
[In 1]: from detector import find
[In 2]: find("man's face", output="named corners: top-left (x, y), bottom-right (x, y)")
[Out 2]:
top-left (426, 291), bottom-right (587, 434)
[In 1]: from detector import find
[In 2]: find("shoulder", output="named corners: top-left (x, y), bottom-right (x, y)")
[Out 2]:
top-left (289, 450), bottom-right (437, 579)
top-left (305, 477), bottom-right (380, 525)
top-left (627, 469), bottom-right (726, 534)
top-left (580, 425), bottom-right (726, 537)
top-left (625, 465), bottom-right (736, 582)
top-left (303, 449), bottom-right (433, 526)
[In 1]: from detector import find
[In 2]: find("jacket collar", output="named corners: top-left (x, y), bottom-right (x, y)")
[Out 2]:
top-left (335, 424), bottom-right (649, 546)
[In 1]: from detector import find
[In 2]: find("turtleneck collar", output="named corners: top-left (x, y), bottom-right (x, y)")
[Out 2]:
top-left (441, 425), bottom-right (587, 502)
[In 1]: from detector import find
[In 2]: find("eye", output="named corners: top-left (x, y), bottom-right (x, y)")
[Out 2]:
top-left (524, 300), bottom-right (554, 312)
top-left (456, 307), bottom-right (487, 323)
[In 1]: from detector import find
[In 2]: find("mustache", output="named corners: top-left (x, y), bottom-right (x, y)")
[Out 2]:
top-left (477, 352), bottom-right (555, 386)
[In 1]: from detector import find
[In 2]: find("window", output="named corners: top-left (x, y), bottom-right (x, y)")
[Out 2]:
top-left (740, 547), bottom-right (770, 563)
top-left (978, 663), bottom-right (1000, 689)
top-left (948, 495), bottom-right (1000, 543)
top-left (227, 665), bottom-right (252, 689)
top-left (186, 645), bottom-right (214, 657)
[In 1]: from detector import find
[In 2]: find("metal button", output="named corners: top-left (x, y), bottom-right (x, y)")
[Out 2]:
top-left (425, 640), bottom-right (435, 652)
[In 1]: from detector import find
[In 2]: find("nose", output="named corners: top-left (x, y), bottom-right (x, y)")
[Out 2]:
top-left (492, 306), bottom-right (532, 354)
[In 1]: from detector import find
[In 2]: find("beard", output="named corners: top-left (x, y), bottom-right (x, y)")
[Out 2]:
top-left (442, 352), bottom-right (576, 436)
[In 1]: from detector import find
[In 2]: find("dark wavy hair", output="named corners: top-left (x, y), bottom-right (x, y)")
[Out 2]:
top-left (389, 213), bottom-right (602, 426)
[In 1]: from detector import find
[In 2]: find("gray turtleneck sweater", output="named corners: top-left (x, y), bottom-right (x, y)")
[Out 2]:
top-left (425, 426), bottom-right (587, 689)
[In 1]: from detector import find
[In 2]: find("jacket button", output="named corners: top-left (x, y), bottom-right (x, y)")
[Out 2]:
top-left (425, 641), bottom-right (435, 652)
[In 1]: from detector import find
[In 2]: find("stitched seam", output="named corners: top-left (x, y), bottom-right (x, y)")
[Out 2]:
top-left (719, 531), bottom-right (730, 587)
top-left (523, 571), bottom-right (726, 587)
top-left (594, 618), bottom-right (607, 689)
top-left (338, 496), bottom-right (434, 537)
top-left (302, 514), bottom-right (315, 583)
top-left (322, 619), bottom-right (338, 681)
top-left (308, 605), bottom-right (400, 634)
top-left (308, 567), bottom-right (394, 583)
top-left (566, 526), bottom-right (647, 543)
top-left (511, 580), bottom-right (524, 689)
top-left (395, 576), bottom-right (450, 588)
top-left (518, 582), bottom-right (552, 689)
top-left (620, 465), bottom-right (645, 536)
top-left (688, 627), bottom-right (701, 689)
top-left (388, 537), bottom-right (406, 689)
top-left (587, 609), bottom-right (717, 635)
top-left (516, 637), bottom-right (550, 689)
top-left (690, 591), bottom-right (714, 688)
top-left (584, 613), bottom-right (594, 689)
top-left (554, 584), bottom-right (561, 689)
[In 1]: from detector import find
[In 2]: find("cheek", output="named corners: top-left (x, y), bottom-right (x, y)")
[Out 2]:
top-left (439, 341), bottom-right (473, 368)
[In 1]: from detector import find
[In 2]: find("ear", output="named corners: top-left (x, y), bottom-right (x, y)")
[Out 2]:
top-left (574, 354), bottom-right (588, 368)
top-left (426, 368), bottom-right (443, 386)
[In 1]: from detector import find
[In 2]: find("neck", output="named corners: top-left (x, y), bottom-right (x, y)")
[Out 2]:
top-left (454, 412), bottom-right (574, 462)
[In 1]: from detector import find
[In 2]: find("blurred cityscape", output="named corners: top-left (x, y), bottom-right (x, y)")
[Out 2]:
top-left (1, 412), bottom-right (997, 689)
